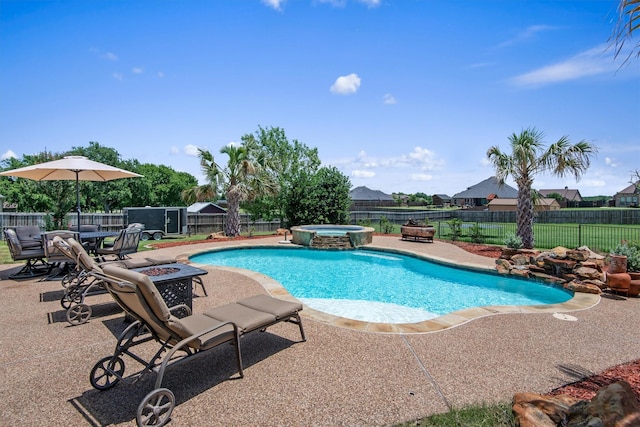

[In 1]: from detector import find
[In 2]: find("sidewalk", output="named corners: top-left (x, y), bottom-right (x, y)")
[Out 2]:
top-left (0, 235), bottom-right (637, 426)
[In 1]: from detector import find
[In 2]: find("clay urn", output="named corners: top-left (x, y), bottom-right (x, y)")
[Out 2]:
top-left (606, 272), bottom-right (631, 295)
top-left (608, 254), bottom-right (628, 274)
top-left (628, 272), bottom-right (640, 297)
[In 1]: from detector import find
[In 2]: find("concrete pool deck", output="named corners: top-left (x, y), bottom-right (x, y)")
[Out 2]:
top-left (1, 235), bottom-right (638, 426)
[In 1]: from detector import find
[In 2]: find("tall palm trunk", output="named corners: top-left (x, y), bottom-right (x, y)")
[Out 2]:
top-left (225, 186), bottom-right (242, 237)
top-left (516, 178), bottom-right (534, 248)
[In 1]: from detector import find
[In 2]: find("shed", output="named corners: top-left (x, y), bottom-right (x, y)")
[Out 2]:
top-left (187, 202), bottom-right (226, 214)
top-left (432, 194), bottom-right (451, 207)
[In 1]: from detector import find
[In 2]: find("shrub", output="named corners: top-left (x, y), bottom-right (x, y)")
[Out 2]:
top-left (379, 216), bottom-right (394, 234)
top-left (468, 223), bottom-right (484, 244)
top-left (610, 242), bottom-right (640, 272)
top-left (448, 218), bottom-right (462, 241)
top-left (358, 218), bottom-right (372, 227)
top-left (504, 232), bottom-right (523, 250)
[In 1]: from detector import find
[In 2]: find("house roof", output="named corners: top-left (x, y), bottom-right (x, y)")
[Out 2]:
top-left (488, 198), bottom-right (560, 207)
top-left (538, 188), bottom-right (583, 201)
top-left (187, 202), bottom-right (226, 213)
top-left (452, 176), bottom-right (518, 199)
top-left (433, 194), bottom-right (451, 200)
top-left (615, 183), bottom-right (639, 196)
top-left (349, 186), bottom-right (393, 201)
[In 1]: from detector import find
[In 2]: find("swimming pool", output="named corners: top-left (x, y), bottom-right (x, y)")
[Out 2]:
top-left (190, 247), bottom-right (573, 324)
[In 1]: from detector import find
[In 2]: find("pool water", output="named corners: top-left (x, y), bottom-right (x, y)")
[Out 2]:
top-left (190, 247), bottom-right (573, 324)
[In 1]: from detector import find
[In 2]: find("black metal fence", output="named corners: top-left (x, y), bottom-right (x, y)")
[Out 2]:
top-left (432, 221), bottom-right (638, 252)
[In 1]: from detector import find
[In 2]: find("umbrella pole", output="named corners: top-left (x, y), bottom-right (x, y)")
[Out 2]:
top-left (76, 171), bottom-right (81, 228)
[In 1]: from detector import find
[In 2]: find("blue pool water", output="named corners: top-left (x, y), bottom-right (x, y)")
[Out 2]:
top-left (190, 247), bottom-right (573, 323)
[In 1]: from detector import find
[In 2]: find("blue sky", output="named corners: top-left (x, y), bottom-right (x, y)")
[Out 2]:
top-left (1, 0), bottom-right (638, 198)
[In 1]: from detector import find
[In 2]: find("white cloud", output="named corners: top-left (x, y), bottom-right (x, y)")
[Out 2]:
top-left (605, 157), bottom-right (621, 167)
top-left (184, 144), bottom-right (200, 156)
top-left (262, 0), bottom-right (285, 11)
top-left (358, 0), bottom-right (381, 7)
top-left (103, 52), bottom-right (118, 61)
top-left (1, 149), bottom-right (17, 160)
top-left (352, 170), bottom-right (375, 178)
top-left (112, 72), bottom-right (123, 81)
top-left (383, 93), bottom-right (396, 105)
top-left (411, 173), bottom-right (433, 181)
top-left (499, 25), bottom-right (556, 48)
top-left (581, 179), bottom-right (607, 188)
top-left (132, 67), bottom-right (143, 74)
top-left (157, 71), bottom-right (164, 78)
top-left (510, 44), bottom-right (615, 87)
top-left (170, 146), bottom-right (179, 155)
top-left (330, 73), bottom-right (361, 95)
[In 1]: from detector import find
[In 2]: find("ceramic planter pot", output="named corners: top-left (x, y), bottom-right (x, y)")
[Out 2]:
top-left (608, 255), bottom-right (628, 274)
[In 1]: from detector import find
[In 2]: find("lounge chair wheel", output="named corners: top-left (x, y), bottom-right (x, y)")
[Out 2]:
top-left (137, 388), bottom-right (175, 427)
top-left (66, 303), bottom-right (92, 325)
top-left (90, 356), bottom-right (125, 390)
top-left (152, 232), bottom-right (163, 241)
top-left (60, 287), bottom-right (83, 309)
top-left (141, 232), bottom-right (150, 241)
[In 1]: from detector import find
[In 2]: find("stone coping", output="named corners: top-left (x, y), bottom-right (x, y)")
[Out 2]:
top-left (181, 243), bottom-right (601, 334)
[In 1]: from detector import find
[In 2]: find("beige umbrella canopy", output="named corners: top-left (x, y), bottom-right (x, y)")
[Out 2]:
top-left (0, 155), bottom-right (142, 226)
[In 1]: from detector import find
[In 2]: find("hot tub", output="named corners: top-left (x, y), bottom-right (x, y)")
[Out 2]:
top-left (291, 224), bottom-right (374, 248)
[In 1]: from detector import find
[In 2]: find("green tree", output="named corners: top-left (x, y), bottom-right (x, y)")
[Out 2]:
top-left (195, 144), bottom-right (276, 237)
top-left (487, 127), bottom-right (597, 249)
top-left (241, 126), bottom-right (320, 225)
top-left (284, 166), bottom-right (351, 227)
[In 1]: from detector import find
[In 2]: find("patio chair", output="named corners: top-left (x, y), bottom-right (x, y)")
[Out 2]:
top-left (90, 264), bottom-right (305, 427)
top-left (14, 225), bottom-right (43, 249)
top-left (94, 228), bottom-right (142, 261)
top-left (4, 228), bottom-right (50, 279)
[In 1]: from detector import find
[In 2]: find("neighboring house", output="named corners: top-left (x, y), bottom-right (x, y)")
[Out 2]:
top-left (187, 202), bottom-right (227, 214)
top-left (349, 186), bottom-right (395, 209)
top-left (432, 194), bottom-right (451, 207)
top-left (538, 187), bottom-right (583, 207)
top-left (488, 198), bottom-right (561, 212)
top-left (614, 182), bottom-right (640, 207)
top-left (452, 177), bottom-right (518, 207)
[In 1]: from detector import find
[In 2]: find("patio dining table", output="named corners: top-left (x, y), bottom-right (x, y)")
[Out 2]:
top-left (78, 231), bottom-right (120, 254)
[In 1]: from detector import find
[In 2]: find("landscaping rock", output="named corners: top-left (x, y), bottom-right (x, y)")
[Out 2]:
top-left (566, 381), bottom-right (640, 427)
top-left (511, 253), bottom-right (530, 265)
top-left (564, 280), bottom-right (602, 295)
top-left (574, 266), bottom-right (603, 280)
top-left (577, 245), bottom-right (606, 260)
top-left (552, 246), bottom-right (569, 258)
top-left (567, 249), bottom-right (590, 262)
top-left (513, 381), bottom-right (640, 427)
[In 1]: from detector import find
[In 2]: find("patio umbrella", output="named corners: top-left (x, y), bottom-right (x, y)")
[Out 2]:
top-left (0, 156), bottom-right (142, 227)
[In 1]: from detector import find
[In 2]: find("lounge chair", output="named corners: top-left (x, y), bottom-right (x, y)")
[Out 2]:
top-left (14, 225), bottom-right (43, 249)
top-left (4, 228), bottom-right (50, 279)
top-left (52, 236), bottom-right (206, 325)
top-left (94, 227), bottom-right (142, 261)
top-left (90, 264), bottom-right (305, 427)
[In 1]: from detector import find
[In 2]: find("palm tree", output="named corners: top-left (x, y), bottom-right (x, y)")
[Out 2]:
top-left (610, 0), bottom-right (640, 66)
top-left (192, 144), bottom-right (276, 237)
top-left (487, 127), bottom-right (597, 249)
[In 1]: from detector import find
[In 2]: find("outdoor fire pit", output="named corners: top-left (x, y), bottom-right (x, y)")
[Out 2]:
top-left (133, 263), bottom-right (208, 317)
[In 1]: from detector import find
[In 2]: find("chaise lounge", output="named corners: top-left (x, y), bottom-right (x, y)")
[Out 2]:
top-left (401, 219), bottom-right (436, 243)
top-left (89, 264), bottom-right (305, 427)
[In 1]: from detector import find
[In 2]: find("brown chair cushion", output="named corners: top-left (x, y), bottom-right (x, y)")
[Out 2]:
top-left (5, 229), bottom-right (22, 253)
top-left (205, 303), bottom-right (275, 333)
top-left (102, 264), bottom-right (171, 321)
top-left (167, 314), bottom-right (235, 350)
top-left (237, 294), bottom-right (302, 320)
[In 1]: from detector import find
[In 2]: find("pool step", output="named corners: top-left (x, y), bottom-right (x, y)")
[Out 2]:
top-left (310, 235), bottom-right (353, 249)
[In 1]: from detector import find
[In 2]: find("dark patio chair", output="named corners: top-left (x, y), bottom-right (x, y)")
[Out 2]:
top-left (14, 225), bottom-right (43, 249)
top-left (94, 228), bottom-right (142, 261)
top-left (4, 228), bottom-right (50, 279)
